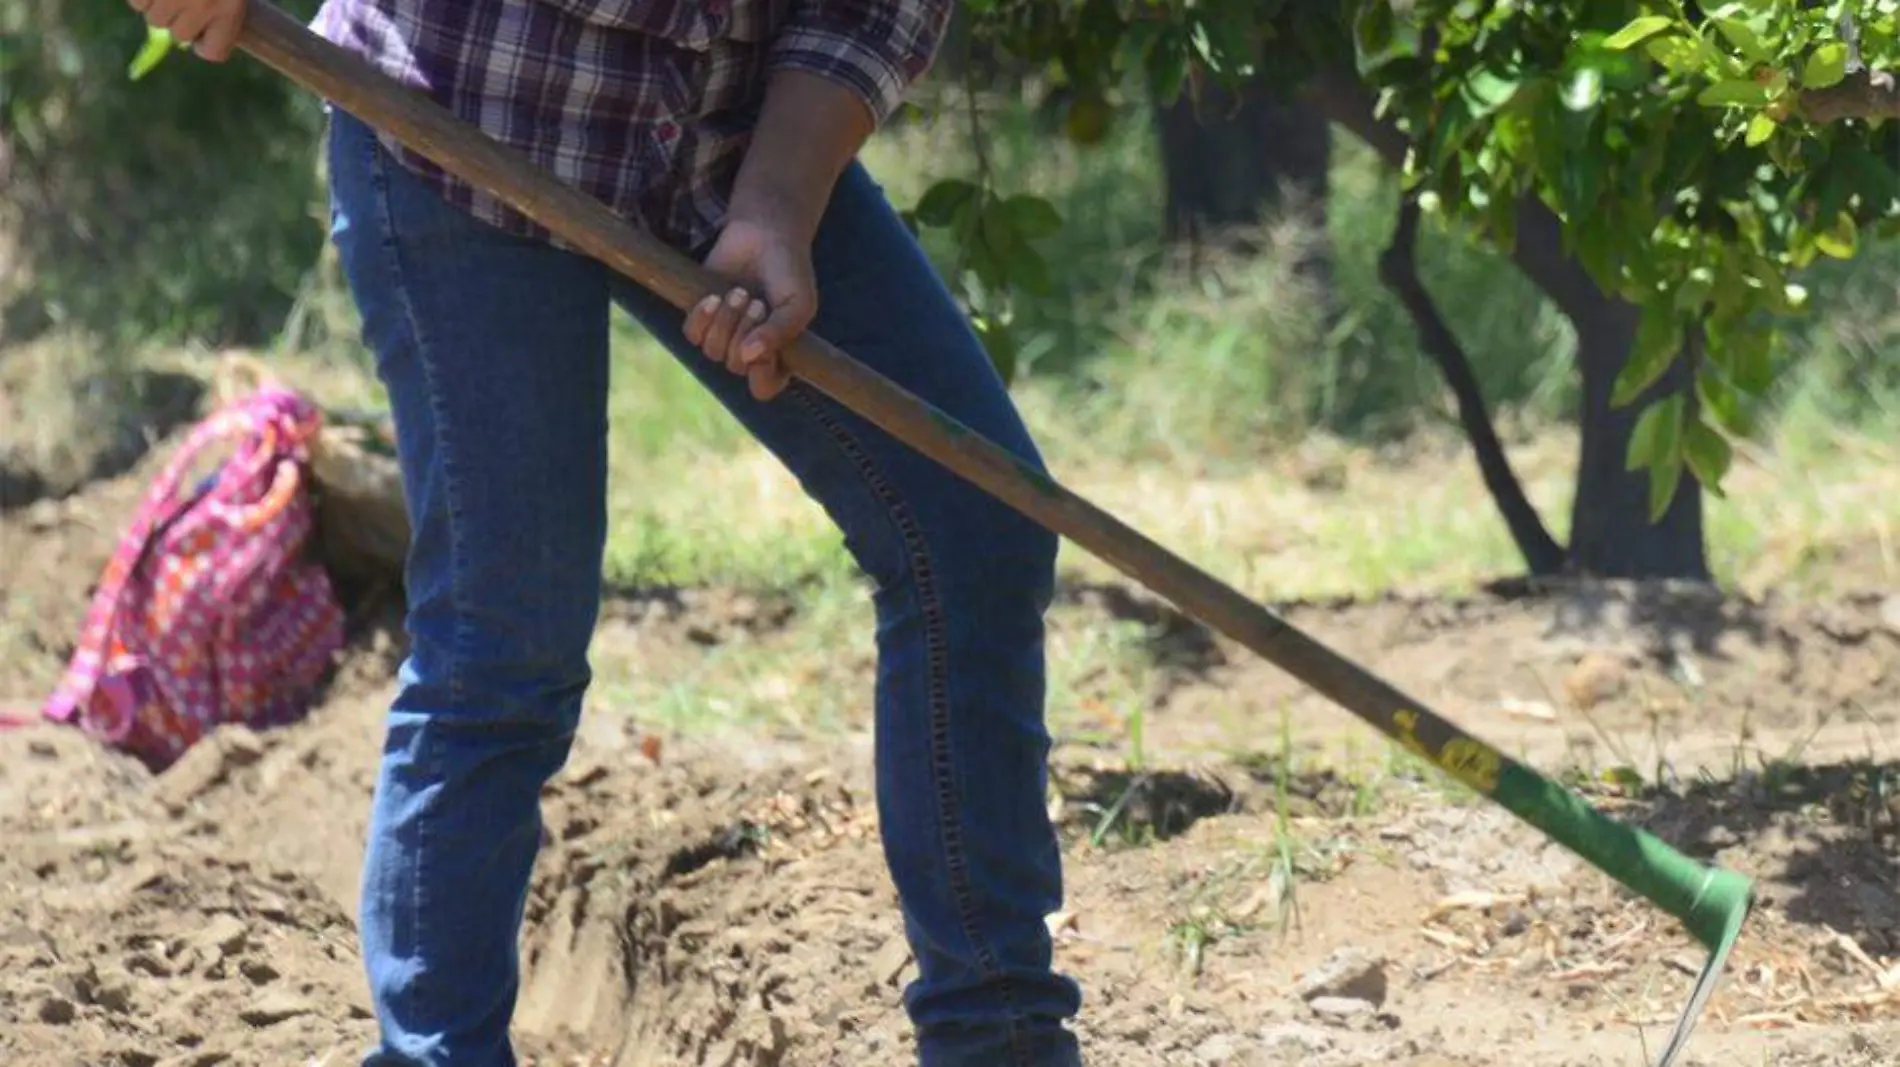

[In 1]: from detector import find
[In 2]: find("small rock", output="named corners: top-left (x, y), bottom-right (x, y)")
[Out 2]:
top-left (1564, 651), bottom-right (1628, 711)
top-left (127, 952), bottom-right (172, 978)
top-left (868, 937), bottom-right (913, 988)
top-left (1309, 996), bottom-right (1377, 1023)
top-left (77, 965), bottom-right (135, 1015)
top-left (1498, 698), bottom-right (1556, 722)
top-left (153, 728), bottom-right (265, 811)
top-left (239, 990), bottom-right (314, 1027)
top-left (158, 1052), bottom-right (232, 1067)
top-left (1880, 595), bottom-right (1900, 635)
top-left (1295, 946), bottom-right (1388, 1006)
top-left (1194, 1033), bottom-right (1240, 1063)
top-left (38, 994), bottom-right (77, 1024)
top-left (1257, 1021), bottom-right (1335, 1057)
top-left (1814, 608), bottom-right (1870, 644)
top-left (197, 915), bottom-right (249, 957)
top-left (238, 958), bottom-right (279, 985)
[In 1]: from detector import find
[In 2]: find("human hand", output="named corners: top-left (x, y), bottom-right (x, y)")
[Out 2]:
top-left (683, 214), bottom-right (817, 402)
top-left (125, 0), bottom-right (248, 60)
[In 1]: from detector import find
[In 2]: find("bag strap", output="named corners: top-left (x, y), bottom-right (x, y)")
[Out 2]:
top-left (40, 387), bottom-right (315, 725)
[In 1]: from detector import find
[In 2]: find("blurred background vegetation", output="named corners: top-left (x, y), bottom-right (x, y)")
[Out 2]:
top-left (4, 2), bottom-right (1898, 599)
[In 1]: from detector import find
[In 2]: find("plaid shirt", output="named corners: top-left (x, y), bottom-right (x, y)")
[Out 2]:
top-left (311, 0), bottom-right (949, 251)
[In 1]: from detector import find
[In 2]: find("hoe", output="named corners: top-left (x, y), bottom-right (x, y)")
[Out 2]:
top-left (227, 5), bottom-right (1755, 1064)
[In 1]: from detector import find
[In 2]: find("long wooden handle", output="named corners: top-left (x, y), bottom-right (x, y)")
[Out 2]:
top-left (232, 3), bottom-right (1755, 955)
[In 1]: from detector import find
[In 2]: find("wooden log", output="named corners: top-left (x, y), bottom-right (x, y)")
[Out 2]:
top-left (308, 423), bottom-right (409, 584)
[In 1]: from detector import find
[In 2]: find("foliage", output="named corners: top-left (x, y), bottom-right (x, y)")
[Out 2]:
top-left (1, 0), bottom-right (327, 346)
top-left (926, 0), bottom-right (1900, 519)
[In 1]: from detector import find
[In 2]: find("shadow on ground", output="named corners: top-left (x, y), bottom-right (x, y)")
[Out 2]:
top-left (1627, 759), bottom-right (1900, 954)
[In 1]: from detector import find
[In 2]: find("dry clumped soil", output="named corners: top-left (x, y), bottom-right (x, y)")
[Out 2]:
top-left (2, 427), bottom-right (1898, 1067)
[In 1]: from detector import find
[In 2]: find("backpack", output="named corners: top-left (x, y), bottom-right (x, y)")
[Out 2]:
top-left (40, 384), bottom-right (347, 771)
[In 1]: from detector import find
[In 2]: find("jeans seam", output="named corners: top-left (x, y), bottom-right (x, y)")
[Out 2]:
top-left (786, 385), bottom-right (1026, 1046)
top-left (360, 118), bottom-right (456, 1025)
top-left (363, 123), bottom-right (473, 707)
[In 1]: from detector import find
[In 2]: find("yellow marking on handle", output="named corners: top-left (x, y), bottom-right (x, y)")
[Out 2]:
top-left (1394, 708), bottom-right (1503, 794)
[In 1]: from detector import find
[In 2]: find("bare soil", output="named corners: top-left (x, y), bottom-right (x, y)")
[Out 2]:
top-left (2, 431), bottom-right (1897, 1067)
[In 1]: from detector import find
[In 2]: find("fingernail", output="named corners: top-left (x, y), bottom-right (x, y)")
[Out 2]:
top-left (746, 301), bottom-right (766, 321)
top-left (697, 295), bottom-right (719, 316)
top-left (727, 288), bottom-right (748, 308)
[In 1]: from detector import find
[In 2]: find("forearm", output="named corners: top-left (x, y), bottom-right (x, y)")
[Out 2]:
top-left (728, 70), bottom-right (876, 243)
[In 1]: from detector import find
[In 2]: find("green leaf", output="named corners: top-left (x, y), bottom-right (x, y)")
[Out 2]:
top-left (1354, 1), bottom-right (1394, 59)
top-left (1744, 111), bottom-right (1776, 146)
top-left (1463, 69), bottom-right (1520, 118)
top-left (1673, 267), bottom-right (1715, 315)
top-left (1697, 371), bottom-right (1752, 436)
top-left (1612, 304), bottom-right (1682, 408)
top-left (1002, 194), bottom-right (1062, 241)
top-left (1711, 17), bottom-right (1770, 64)
top-left (1814, 210), bottom-right (1858, 258)
top-left (1626, 393), bottom-right (1688, 521)
top-left (1712, 319), bottom-right (1776, 394)
top-left (1697, 79), bottom-right (1773, 107)
top-left (1801, 43), bottom-right (1848, 89)
top-left (1563, 66), bottom-right (1603, 111)
top-left (128, 27), bottom-right (175, 80)
top-left (1647, 35), bottom-right (1715, 74)
top-left (1648, 446), bottom-right (1685, 522)
top-left (914, 179), bottom-right (980, 228)
top-left (1604, 15), bottom-right (1673, 50)
top-left (1626, 393), bottom-right (1685, 472)
top-left (1682, 418), bottom-right (1732, 497)
top-left (1012, 243), bottom-right (1054, 296)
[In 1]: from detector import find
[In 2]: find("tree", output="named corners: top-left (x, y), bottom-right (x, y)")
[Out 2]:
top-left (2, 0), bottom-right (327, 347)
top-left (911, 0), bottom-right (1900, 581)
top-left (1153, 73), bottom-right (1331, 258)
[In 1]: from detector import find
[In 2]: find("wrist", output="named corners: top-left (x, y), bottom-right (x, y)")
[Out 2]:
top-left (727, 176), bottom-right (828, 246)
top-left (727, 69), bottom-right (874, 243)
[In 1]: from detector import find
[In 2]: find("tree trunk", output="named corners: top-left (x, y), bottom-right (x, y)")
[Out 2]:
top-left (1566, 301), bottom-right (1710, 579)
top-left (1154, 72), bottom-right (1331, 278)
top-left (1301, 66), bottom-right (1710, 581)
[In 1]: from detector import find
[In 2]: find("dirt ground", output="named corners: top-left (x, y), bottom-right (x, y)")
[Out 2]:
top-left (2, 430), bottom-right (1897, 1067)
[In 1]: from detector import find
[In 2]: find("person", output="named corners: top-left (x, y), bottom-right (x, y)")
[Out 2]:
top-left (120, 0), bottom-right (1086, 1063)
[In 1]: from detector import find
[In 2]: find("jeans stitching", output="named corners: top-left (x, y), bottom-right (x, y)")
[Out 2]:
top-left (357, 115), bottom-right (461, 1027)
top-left (785, 385), bottom-right (1031, 1060)
top-left (361, 122), bottom-right (473, 707)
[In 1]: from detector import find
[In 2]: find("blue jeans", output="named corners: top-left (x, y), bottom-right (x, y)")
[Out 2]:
top-left (324, 110), bottom-right (1083, 1066)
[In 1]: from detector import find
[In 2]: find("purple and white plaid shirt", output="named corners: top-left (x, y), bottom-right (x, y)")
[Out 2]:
top-left (311, 0), bottom-right (950, 251)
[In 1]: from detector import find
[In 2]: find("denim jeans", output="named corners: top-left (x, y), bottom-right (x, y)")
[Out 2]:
top-left (323, 110), bottom-right (1083, 1066)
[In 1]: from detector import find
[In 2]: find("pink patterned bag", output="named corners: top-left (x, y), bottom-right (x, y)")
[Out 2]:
top-left (40, 385), bottom-right (348, 770)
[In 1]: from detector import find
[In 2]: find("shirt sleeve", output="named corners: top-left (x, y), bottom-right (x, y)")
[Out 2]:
top-left (767, 0), bottom-right (953, 126)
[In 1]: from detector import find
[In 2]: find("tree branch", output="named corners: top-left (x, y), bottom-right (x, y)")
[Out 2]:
top-left (1298, 66), bottom-right (1610, 323)
top-left (1797, 70), bottom-right (1900, 123)
top-left (1378, 194), bottom-right (1567, 576)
